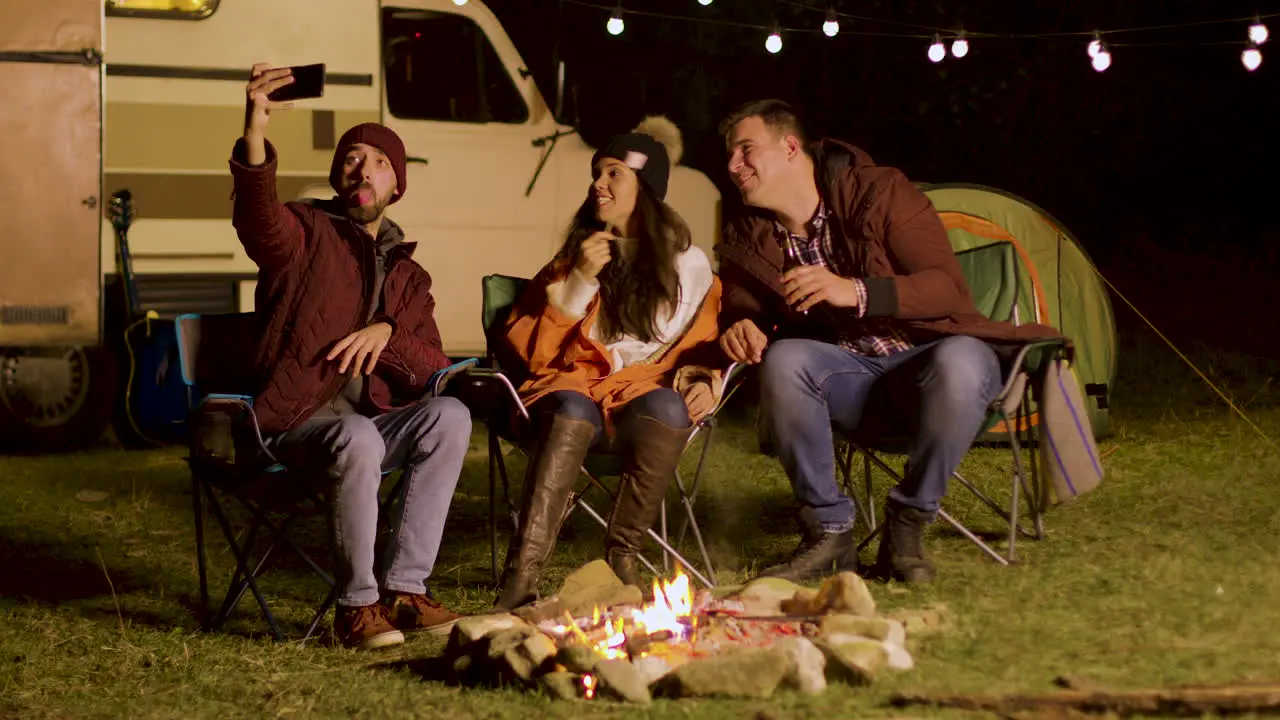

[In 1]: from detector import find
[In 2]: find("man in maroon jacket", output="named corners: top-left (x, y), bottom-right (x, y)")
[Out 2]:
top-left (716, 100), bottom-right (1060, 584)
top-left (229, 64), bottom-right (471, 649)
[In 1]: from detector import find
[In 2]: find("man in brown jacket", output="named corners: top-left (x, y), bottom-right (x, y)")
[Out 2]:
top-left (230, 64), bottom-right (470, 648)
top-left (716, 100), bottom-right (1060, 584)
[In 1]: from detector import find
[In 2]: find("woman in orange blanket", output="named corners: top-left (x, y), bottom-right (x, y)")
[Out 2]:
top-left (495, 117), bottom-right (724, 610)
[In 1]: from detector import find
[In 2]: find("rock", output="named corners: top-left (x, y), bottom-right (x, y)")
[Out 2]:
top-left (522, 632), bottom-right (559, 668)
top-left (815, 572), bottom-right (876, 617)
top-left (816, 635), bottom-right (888, 685)
top-left (513, 597), bottom-right (566, 625)
top-left (780, 588), bottom-right (820, 616)
top-left (452, 613), bottom-right (528, 644)
top-left (594, 584), bottom-right (644, 613)
top-left (774, 636), bottom-right (827, 695)
top-left (556, 559), bottom-right (629, 617)
top-left (503, 646), bottom-right (536, 682)
top-left (486, 626), bottom-right (537, 661)
top-left (657, 646), bottom-right (791, 699)
top-left (595, 658), bottom-right (652, 704)
top-left (556, 644), bottom-right (598, 674)
top-left (631, 654), bottom-right (673, 686)
top-left (887, 602), bottom-right (951, 637)
top-left (733, 577), bottom-right (807, 616)
top-left (540, 671), bottom-right (582, 700)
top-left (818, 614), bottom-right (902, 644)
top-left (882, 640), bottom-right (914, 671)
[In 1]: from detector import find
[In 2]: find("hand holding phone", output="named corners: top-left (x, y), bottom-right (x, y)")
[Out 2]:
top-left (267, 63), bottom-right (326, 102)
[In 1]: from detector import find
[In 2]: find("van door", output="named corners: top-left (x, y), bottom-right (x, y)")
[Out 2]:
top-left (379, 3), bottom-right (561, 356)
top-left (0, 0), bottom-right (103, 347)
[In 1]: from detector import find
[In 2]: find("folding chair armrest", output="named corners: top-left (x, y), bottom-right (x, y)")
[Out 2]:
top-left (462, 367), bottom-right (530, 420)
top-left (702, 361), bottom-right (746, 421)
top-left (193, 394), bottom-right (279, 465)
top-left (428, 357), bottom-right (480, 397)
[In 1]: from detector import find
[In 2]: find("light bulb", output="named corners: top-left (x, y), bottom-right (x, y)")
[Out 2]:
top-left (822, 9), bottom-right (839, 37)
top-left (452, 0), bottom-right (467, 5)
top-left (607, 13), bottom-right (624, 36)
top-left (1242, 46), bottom-right (1263, 71)
top-left (766, 31), bottom-right (783, 54)
top-left (928, 35), bottom-right (945, 63)
top-left (1249, 20), bottom-right (1269, 45)
top-left (698, 0), bottom-right (713, 5)
top-left (1088, 31), bottom-right (1102, 58)
top-left (951, 35), bottom-right (969, 58)
top-left (1092, 47), bottom-right (1111, 72)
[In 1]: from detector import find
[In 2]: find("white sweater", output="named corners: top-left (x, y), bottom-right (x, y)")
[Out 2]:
top-left (546, 245), bottom-right (714, 375)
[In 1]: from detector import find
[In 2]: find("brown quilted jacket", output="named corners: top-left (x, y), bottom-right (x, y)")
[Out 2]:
top-left (716, 138), bottom-right (1064, 347)
top-left (229, 138), bottom-right (451, 434)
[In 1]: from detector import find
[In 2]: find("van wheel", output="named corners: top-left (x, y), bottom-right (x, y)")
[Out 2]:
top-left (0, 345), bottom-right (117, 453)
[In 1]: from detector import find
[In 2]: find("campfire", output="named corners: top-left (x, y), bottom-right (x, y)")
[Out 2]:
top-left (443, 561), bottom-right (940, 704)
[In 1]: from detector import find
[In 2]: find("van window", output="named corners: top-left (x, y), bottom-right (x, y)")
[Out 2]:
top-left (106, 0), bottom-right (219, 20)
top-left (382, 8), bottom-right (529, 124)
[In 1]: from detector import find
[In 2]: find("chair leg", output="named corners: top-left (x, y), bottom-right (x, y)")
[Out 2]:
top-left (488, 426), bottom-right (500, 586)
top-left (672, 419), bottom-right (714, 550)
top-left (191, 473), bottom-right (211, 632)
top-left (202, 483), bottom-right (285, 641)
top-left (937, 508), bottom-right (1010, 566)
top-left (863, 452), bottom-right (877, 531)
top-left (300, 585), bottom-right (339, 646)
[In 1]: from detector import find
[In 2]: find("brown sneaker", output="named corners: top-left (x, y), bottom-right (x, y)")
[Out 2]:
top-left (334, 602), bottom-right (405, 650)
top-left (386, 592), bottom-right (465, 635)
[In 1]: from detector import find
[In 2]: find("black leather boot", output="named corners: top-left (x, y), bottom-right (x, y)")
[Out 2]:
top-left (870, 500), bottom-right (936, 583)
top-left (604, 416), bottom-right (688, 591)
top-left (493, 413), bottom-right (597, 611)
top-left (757, 506), bottom-right (859, 583)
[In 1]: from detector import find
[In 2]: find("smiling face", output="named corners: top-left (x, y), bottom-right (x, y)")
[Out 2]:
top-left (725, 115), bottom-right (800, 212)
top-left (591, 157), bottom-right (640, 231)
top-left (337, 142), bottom-right (399, 224)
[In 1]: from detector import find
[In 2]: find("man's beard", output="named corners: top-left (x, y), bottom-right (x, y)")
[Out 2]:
top-left (344, 185), bottom-right (390, 224)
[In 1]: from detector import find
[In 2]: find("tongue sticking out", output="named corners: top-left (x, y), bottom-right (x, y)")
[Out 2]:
top-left (356, 189), bottom-right (374, 206)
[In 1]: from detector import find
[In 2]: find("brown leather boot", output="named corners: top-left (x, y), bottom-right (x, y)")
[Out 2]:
top-left (605, 416), bottom-right (688, 591)
top-left (493, 413), bottom-right (596, 611)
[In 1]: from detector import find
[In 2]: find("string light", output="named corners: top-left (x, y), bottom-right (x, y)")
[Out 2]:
top-left (766, 26), bottom-right (783, 53)
top-left (1092, 41), bottom-right (1112, 72)
top-left (1249, 17), bottom-right (1269, 45)
top-left (928, 33), bottom-right (945, 62)
top-left (1242, 43), bottom-right (1263, 71)
top-left (951, 30), bottom-right (969, 58)
top-left (697, 0), bottom-right (713, 5)
top-left (1087, 31), bottom-right (1103, 58)
top-left (822, 8), bottom-right (840, 37)
top-left (451, 0), bottom-right (467, 5)
top-left (606, 5), bottom-right (624, 35)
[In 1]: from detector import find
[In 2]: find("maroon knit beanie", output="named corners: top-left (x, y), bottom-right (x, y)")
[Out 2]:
top-left (328, 123), bottom-right (407, 203)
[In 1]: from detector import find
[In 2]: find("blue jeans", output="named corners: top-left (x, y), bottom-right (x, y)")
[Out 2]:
top-left (531, 388), bottom-right (691, 447)
top-left (267, 397), bottom-right (472, 607)
top-left (759, 336), bottom-right (1002, 532)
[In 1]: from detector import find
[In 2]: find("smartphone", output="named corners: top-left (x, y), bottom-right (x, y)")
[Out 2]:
top-left (267, 63), bottom-right (325, 102)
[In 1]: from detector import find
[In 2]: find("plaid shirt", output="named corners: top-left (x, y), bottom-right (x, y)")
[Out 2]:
top-left (775, 201), bottom-right (913, 357)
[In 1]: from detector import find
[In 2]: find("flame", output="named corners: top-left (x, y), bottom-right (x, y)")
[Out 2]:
top-left (594, 617), bottom-right (628, 659)
top-left (582, 673), bottom-right (596, 699)
top-left (631, 566), bottom-right (693, 639)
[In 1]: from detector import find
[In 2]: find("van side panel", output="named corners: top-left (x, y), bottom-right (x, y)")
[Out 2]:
top-left (0, 0), bottom-right (103, 346)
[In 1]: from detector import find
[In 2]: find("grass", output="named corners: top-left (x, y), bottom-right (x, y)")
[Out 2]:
top-left (2, 336), bottom-right (1279, 719)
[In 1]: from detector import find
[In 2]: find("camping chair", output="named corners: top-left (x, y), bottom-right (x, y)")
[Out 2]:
top-left (459, 274), bottom-right (743, 590)
top-left (838, 242), bottom-right (1070, 564)
top-left (175, 312), bottom-right (474, 642)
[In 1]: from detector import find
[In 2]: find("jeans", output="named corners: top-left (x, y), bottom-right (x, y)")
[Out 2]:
top-left (267, 396), bottom-right (471, 607)
top-left (759, 336), bottom-right (1002, 532)
top-left (531, 388), bottom-right (691, 447)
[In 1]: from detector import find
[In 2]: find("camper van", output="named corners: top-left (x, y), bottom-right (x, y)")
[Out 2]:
top-left (0, 0), bottom-right (723, 450)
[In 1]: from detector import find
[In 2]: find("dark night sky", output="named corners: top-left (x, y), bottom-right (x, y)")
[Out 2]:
top-left (489, 0), bottom-right (1279, 272)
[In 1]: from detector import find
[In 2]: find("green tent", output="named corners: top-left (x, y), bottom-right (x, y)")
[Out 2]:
top-left (922, 183), bottom-right (1117, 440)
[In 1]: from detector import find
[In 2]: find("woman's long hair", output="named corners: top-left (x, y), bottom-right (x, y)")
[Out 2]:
top-left (556, 181), bottom-right (692, 344)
